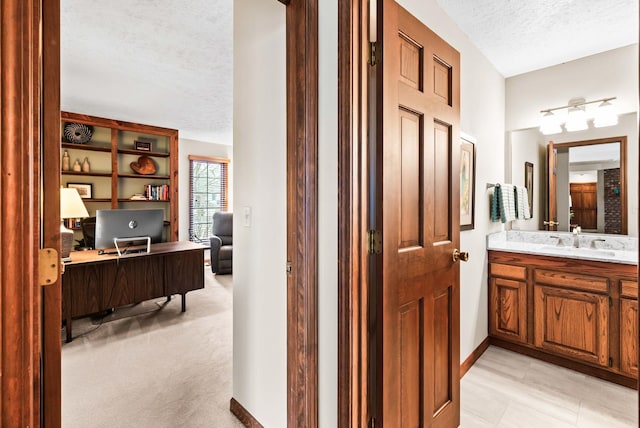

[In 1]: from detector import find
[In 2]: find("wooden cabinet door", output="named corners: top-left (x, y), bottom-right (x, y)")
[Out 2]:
top-left (620, 298), bottom-right (638, 377)
top-left (489, 277), bottom-right (527, 343)
top-left (534, 285), bottom-right (609, 367)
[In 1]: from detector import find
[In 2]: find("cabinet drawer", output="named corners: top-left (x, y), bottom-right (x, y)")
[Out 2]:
top-left (620, 280), bottom-right (638, 299)
top-left (534, 269), bottom-right (608, 294)
top-left (490, 263), bottom-right (526, 280)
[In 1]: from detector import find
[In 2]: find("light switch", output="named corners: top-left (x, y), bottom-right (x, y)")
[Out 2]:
top-left (243, 206), bottom-right (251, 227)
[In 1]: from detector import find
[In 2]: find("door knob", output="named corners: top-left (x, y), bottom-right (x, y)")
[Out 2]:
top-left (543, 220), bottom-right (559, 226)
top-left (452, 249), bottom-right (469, 263)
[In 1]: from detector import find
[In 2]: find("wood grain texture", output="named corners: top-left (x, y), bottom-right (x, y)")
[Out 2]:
top-left (1, 0), bottom-right (41, 426)
top-left (230, 398), bottom-right (264, 428)
top-left (489, 277), bottom-right (527, 343)
top-left (285, 0), bottom-right (319, 426)
top-left (534, 285), bottom-right (609, 366)
top-left (42, 0), bottom-right (63, 424)
top-left (62, 244), bottom-right (204, 342)
top-left (620, 298), bottom-right (638, 377)
top-left (553, 137), bottom-right (628, 234)
top-left (337, 0), bottom-right (368, 426)
top-left (488, 250), bottom-right (638, 388)
top-left (376, 3), bottom-right (461, 426)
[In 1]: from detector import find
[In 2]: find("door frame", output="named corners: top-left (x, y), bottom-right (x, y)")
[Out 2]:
top-left (284, 1), bottom-right (320, 427)
top-left (337, 0), bottom-right (369, 426)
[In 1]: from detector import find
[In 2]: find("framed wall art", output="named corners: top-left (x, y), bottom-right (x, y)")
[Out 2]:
top-left (460, 134), bottom-right (476, 231)
top-left (67, 182), bottom-right (92, 199)
top-left (525, 161), bottom-right (534, 218)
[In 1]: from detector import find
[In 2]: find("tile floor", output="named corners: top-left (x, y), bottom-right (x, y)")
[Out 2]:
top-left (461, 346), bottom-right (638, 427)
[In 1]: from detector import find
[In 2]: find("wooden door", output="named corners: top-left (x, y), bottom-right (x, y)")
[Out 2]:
top-left (570, 182), bottom-right (597, 229)
top-left (372, 2), bottom-right (460, 426)
top-left (546, 142), bottom-right (557, 230)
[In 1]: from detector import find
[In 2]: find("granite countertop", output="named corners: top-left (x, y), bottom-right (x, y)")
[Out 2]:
top-left (487, 231), bottom-right (638, 265)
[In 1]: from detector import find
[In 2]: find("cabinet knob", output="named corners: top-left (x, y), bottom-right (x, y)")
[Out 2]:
top-left (452, 249), bottom-right (469, 263)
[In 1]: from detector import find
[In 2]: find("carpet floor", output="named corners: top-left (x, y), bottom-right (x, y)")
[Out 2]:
top-left (62, 269), bottom-right (244, 428)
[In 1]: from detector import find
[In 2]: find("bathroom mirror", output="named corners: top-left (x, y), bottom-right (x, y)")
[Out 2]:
top-left (546, 137), bottom-right (627, 234)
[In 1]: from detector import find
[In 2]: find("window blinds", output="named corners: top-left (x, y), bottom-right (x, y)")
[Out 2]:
top-left (188, 156), bottom-right (229, 243)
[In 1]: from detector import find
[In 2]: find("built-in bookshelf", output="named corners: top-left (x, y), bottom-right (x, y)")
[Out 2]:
top-left (60, 111), bottom-right (179, 243)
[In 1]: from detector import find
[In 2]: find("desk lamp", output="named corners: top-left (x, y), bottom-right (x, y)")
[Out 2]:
top-left (60, 187), bottom-right (89, 261)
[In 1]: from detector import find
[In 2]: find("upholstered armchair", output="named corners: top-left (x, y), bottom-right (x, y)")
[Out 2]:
top-left (210, 212), bottom-right (233, 274)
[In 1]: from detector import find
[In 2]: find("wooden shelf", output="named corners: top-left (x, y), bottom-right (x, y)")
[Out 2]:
top-left (61, 142), bottom-right (111, 152)
top-left (61, 111), bottom-right (179, 242)
top-left (118, 199), bottom-right (170, 203)
top-left (62, 171), bottom-right (112, 177)
top-left (117, 173), bottom-right (170, 180)
top-left (81, 198), bottom-right (111, 203)
top-left (118, 148), bottom-right (170, 158)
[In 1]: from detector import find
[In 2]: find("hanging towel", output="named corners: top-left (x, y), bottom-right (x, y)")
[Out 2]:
top-left (514, 185), bottom-right (531, 220)
top-left (491, 184), bottom-right (502, 222)
top-left (490, 183), bottom-right (517, 223)
top-left (500, 184), bottom-right (517, 222)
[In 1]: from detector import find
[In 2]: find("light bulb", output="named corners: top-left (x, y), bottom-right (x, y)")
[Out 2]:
top-left (593, 100), bottom-right (618, 128)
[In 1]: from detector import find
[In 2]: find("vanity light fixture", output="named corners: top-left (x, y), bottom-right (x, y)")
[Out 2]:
top-left (539, 96), bottom-right (617, 134)
top-left (539, 111), bottom-right (562, 135)
top-left (593, 99), bottom-right (618, 128)
top-left (565, 101), bottom-right (588, 132)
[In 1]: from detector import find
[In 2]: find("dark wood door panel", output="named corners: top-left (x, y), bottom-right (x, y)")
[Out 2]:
top-left (378, 2), bottom-right (460, 427)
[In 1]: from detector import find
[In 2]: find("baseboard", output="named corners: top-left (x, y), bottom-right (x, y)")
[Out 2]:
top-left (230, 397), bottom-right (264, 428)
top-left (460, 336), bottom-right (490, 378)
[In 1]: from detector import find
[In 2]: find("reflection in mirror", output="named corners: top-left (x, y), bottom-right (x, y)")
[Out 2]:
top-left (549, 137), bottom-right (626, 234)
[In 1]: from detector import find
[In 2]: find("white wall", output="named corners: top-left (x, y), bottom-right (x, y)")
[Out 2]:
top-left (233, 1), bottom-right (287, 426)
top-left (177, 138), bottom-right (232, 241)
top-left (506, 44), bottom-right (639, 131)
top-left (507, 46), bottom-right (638, 236)
top-left (398, 0), bottom-right (507, 362)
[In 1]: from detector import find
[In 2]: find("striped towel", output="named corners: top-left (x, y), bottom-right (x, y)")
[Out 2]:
top-left (491, 183), bottom-right (517, 223)
top-left (514, 185), bottom-right (531, 220)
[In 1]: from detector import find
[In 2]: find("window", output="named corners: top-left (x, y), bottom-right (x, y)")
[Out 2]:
top-left (189, 156), bottom-right (229, 244)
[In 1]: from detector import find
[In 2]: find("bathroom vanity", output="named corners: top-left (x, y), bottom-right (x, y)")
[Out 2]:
top-left (487, 231), bottom-right (638, 388)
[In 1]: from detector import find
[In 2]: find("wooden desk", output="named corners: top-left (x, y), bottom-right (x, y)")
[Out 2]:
top-left (62, 241), bottom-right (205, 342)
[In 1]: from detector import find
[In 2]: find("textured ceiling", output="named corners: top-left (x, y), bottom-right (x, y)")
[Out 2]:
top-left (61, 1), bottom-right (637, 144)
top-left (437, 0), bottom-right (639, 77)
top-left (61, 0), bottom-right (233, 144)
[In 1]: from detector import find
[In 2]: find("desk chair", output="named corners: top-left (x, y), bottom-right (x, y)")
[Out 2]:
top-left (81, 216), bottom-right (96, 249)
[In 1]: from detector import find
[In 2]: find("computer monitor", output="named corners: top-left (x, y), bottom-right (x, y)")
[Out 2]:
top-left (95, 209), bottom-right (164, 250)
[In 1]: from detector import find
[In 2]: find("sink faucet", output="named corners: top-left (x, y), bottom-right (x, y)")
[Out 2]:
top-left (572, 226), bottom-right (582, 248)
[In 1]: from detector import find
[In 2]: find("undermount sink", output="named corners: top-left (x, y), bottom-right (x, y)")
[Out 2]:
top-left (539, 245), bottom-right (616, 257)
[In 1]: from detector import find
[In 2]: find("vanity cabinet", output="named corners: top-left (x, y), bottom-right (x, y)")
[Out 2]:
top-left (488, 250), bottom-right (637, 388)
top-left (620, 280), bottom-right (638, 377)
top-left (489, 263), bottom-right (528, 344)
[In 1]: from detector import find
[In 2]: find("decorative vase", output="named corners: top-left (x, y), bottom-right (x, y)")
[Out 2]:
top-left (82, 157), bottom-right (91, 172)
top-left (72, 159), bottom-right (81, 172)
top-left (62, 150), bottom-right (70, 171)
